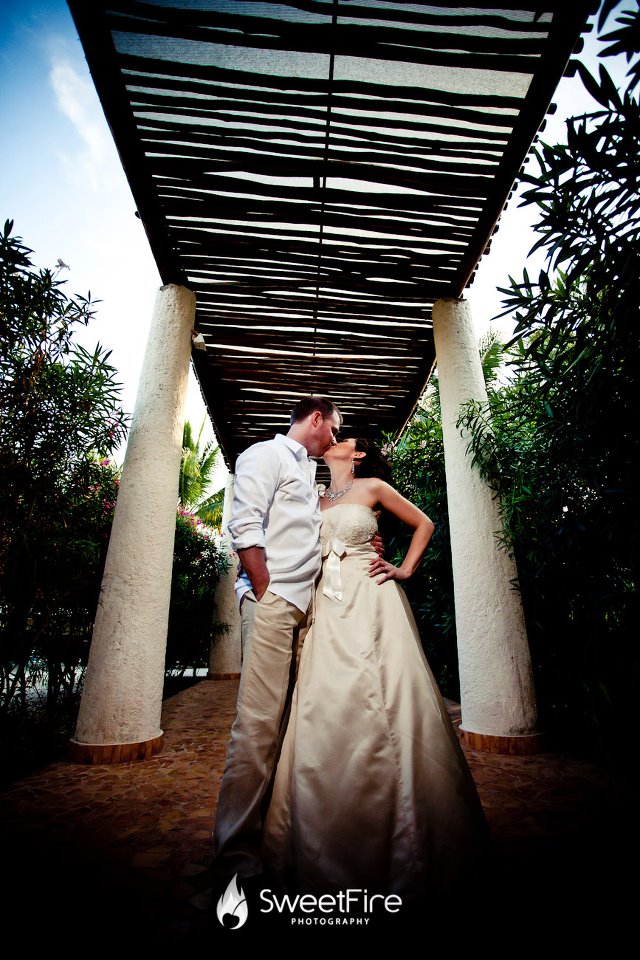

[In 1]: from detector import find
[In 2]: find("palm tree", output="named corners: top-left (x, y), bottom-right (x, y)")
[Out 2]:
top-left (179, 419), bottom-right (225, 529)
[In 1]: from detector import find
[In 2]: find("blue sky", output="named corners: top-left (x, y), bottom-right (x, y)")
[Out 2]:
top-left (0, 1), bottom-right (166, 437)
top-left (0, 1), bottom-right (631, 471)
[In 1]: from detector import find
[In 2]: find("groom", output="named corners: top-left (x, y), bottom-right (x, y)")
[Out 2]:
top-left (213, 395), bottom-right (342, 885)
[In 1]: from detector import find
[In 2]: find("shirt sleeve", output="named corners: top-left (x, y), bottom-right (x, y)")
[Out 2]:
top-left (228, 443), bottom-right (281, 551)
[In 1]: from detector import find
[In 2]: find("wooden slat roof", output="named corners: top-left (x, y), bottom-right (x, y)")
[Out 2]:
top-left (68, 0), bottom-right (594, 466)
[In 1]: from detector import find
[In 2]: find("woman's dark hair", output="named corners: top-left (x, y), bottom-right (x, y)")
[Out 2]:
top-left (354, 439), bottom-right (397, 542)
top-left (353, 438), bottom-right (393, 484)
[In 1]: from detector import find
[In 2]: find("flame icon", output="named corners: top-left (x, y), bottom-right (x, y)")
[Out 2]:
top-left (216, 873), bottom-right (248, 929)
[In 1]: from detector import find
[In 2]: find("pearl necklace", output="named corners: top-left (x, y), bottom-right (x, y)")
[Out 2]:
top-left (325, 480), bottom-right (353, 502)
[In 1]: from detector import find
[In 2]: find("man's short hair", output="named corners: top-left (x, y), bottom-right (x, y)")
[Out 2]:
top-left (289, 396), bottom-right (342, 427)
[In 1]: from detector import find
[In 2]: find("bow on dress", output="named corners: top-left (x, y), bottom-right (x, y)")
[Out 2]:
top-left (322, 537), bottom-right (347, 601)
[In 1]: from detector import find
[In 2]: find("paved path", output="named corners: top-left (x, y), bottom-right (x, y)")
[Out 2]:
top-left (1, 679), bottom-right (637, 947)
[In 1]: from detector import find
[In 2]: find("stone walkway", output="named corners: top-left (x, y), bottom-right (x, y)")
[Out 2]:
top-left (1, 679), bottom-right (637, 947)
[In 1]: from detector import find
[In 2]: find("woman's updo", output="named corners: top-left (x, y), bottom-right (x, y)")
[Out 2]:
top-left (353, 438), bottom-right (393, 484)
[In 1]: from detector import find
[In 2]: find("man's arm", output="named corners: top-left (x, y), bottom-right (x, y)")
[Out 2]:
top-left (371, 531), bottom-right (384, 558)
top-left (228, 444), bottom-right (280, 601)
top-left (237, 546), bottom-right (270, 601)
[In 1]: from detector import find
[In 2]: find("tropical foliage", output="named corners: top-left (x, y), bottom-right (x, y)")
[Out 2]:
top-left (384, 337), bottom-right (505, 701)
top-left (166, 507), bottom-right (228, 678)
top-left (0, 221), bottom-right (128, 778)
top-left (179, 418), bottom-right (225, 530)
top-left (0, 222), bottom-right (228, 782)
top-left (456, 2), bottom-right (639, 757)
top-left (382, 389), bottom-right (456, 696)
top-left (388, 4), bottom-right (639, 756)
top-left (0, 220), bottom-right (127, 714)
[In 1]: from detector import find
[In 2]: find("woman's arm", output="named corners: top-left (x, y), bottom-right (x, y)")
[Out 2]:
top-left (366, 480), bottom-right (435, 584)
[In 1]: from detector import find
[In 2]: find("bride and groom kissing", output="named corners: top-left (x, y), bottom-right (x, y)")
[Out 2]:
top-left (213, 395), bottom-right (489, 908)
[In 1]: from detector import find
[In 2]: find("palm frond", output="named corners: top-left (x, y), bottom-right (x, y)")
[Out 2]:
top-left (178, 419), bottom-right (224, 517)
top-left (195, 488), bottom-right (225, 530)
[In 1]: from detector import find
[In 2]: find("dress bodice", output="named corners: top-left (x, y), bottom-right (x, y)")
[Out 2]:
top-left (319, 503), bottom-right (378, 546)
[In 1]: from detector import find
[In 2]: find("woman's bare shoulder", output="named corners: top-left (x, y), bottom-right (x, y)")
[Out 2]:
top-left (360, 477), bottom-right (392, 496)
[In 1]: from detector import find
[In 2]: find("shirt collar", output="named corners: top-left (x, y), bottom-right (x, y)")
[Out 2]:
top-left (275, 433), bottom-right (309, 462)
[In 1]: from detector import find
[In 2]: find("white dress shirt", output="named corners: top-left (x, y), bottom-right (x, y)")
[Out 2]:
top-left (228, 433), bottom-right (321, 613)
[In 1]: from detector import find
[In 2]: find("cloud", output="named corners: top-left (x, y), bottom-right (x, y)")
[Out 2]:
top-left (49, 55), bottom-right (117, 188)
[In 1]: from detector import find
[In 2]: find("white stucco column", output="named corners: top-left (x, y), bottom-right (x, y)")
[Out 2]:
top-left (209, 475), bottom-right (241, 678)
top-left (432, 297), bottom-right (542, 754)
top-left (70, 284), bottom-right (196, 763)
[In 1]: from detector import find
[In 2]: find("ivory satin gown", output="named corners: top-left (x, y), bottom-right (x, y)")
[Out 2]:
top-left (262, 503), bottom-right (490, 897)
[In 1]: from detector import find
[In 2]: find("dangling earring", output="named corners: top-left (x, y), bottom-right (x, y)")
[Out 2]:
top-left (351, 459), bottom-right (355, 475)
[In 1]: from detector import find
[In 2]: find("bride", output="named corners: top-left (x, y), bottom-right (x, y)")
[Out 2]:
top-left (262, 437), bottom-right (490, 900)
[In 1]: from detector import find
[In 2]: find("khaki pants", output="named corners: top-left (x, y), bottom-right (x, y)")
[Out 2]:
top-left (240, 589), bottom-right (258, 664)
top-left (213, 589), bottom-right (312, 880)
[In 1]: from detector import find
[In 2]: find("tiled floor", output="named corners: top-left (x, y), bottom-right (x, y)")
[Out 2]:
top-left (1, 679), bottom-right (637, 946)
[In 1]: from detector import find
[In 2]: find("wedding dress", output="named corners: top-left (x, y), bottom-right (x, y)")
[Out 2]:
top-left (262, 503), bottom-right (490, 898)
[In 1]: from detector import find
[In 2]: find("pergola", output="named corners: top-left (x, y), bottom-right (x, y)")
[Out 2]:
top-left (67, 1), bottom-right (595, 764)
top-left (69, 0), bottom-right (592, 464)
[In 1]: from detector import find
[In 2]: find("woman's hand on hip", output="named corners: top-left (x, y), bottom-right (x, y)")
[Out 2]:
top-left (368, 556), bottom-right (409, 584)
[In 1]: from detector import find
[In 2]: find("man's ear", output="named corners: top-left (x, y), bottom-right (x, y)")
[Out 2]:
top-left (310, 410), bottom-right (323, 427)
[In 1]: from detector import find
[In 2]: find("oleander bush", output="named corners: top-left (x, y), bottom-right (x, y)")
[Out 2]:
top-left (390, 3), bottom-right (639, 758)
top-left (0, 222), bottom-right (228, 783)
top-left (458, 3), bottom-right (640, 758)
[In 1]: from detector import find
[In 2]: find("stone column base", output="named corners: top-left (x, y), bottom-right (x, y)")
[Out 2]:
top-left (460, 728), bottom-right (545, 755)
top-left (68, 733), bottom-right (164, 764)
